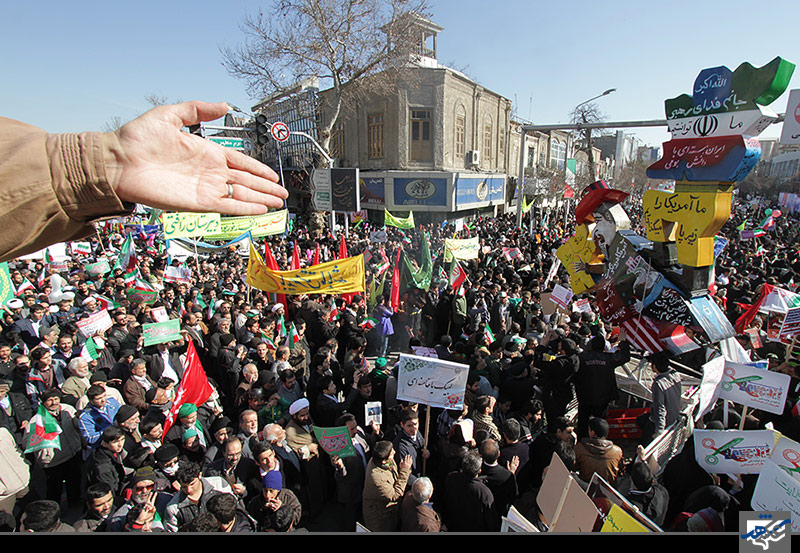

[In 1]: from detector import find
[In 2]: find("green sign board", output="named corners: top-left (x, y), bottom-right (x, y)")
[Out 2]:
top-left (143, 319), bottom-right (182, 347)
top-left (208, 136), bottom-right (252, 150)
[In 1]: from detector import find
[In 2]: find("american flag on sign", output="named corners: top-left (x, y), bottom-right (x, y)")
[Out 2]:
top-left (621, 315), bottom-right (664, 353)
top-left (658, 323), bottom-right (700, 356)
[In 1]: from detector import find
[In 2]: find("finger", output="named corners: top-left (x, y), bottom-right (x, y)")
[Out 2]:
top-left (228, 169), bottom-right (288, 200)
top-left (226, 148), bottom-right (281, 183)
top-left (217, 184), bottom-right (286, 212)
top-left (162, 100), bottom-right (230, 128)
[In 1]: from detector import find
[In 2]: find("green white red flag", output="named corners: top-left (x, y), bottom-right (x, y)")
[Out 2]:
top-left (24, 405), bottom-right (62, 454)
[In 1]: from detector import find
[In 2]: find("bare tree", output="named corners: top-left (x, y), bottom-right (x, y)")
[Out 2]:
top-left (569, 102), bottom-right (605, 181)
top-left (102, 116), bottom-right (126, 133)
top-left (221, 0), bottom-right (432, 152)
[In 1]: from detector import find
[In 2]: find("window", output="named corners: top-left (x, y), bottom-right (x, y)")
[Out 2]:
top-left (550, 140), bottom-right (566, 170)
top-left (410, 109), bottom-right (432, 162)
top-left (483, 116), bottom-right (493, 165)
top-left (498, 125), bottom-right (505, 164)
top-left (527, 146), bottom-right (536, 168)
top-left (330, 122), bottom-right (345, 160)
top-left (455, 107), bottom-right (466, 159)
top-left (368, 113), bottom-right (383, 159)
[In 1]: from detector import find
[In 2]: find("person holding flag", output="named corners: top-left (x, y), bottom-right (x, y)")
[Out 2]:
top-left (24, 388), bottom-right (83, 510)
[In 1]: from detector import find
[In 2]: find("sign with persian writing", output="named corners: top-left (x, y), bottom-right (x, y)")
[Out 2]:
top-left (85, 259), bottom-right (111, 276)
top-left (246, 243), bottom-right (365, 295)
top-left (693, 429), bottom-right (774, 474)
top-left (164, 266), bottom-right (192, 284)
top-left (162, 212), bottom-right (221, 239)
top-left (751, 459), bottom-right (800, 533)
top-left (143, 319), bottom-right (182, 347)
top-left (76, 309), bottom-right (113, 338)
top-left (718, 361), bottom-right (790, 415)
top-left (443, 237), bottom-right (479, 262)
top-left (204, 210), bottom-right (287, 240)
top-left (396, 354), bottom-right (469, 409)
top-left (771, 437), bottom-right (800, 483)
top-left (312, 426), bottom-right (356, 458)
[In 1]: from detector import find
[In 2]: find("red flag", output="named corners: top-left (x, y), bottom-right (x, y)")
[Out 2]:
top-left (735, 283), bottom-right (774, 333)
top-left (290, 241), bottom-right (300, 271)
top-left (390, 247), bottom-right (402, 312)
top-left (313, 243), bottom-right (320, 266)
top-left (338, 235), bottom-right (354, 303)
top-left (263, 241), bottom-right (286, 309)
top-left (564, 184), bottom-right (575, 199)
top-left (162, 340), bottom-right (214, 437)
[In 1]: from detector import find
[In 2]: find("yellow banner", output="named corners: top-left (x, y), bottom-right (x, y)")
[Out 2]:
top-left (161, 212), bottom-right (221, 239)
top-left (204, 210), bottom-right (288, 240)
top-left (443, 237), bottom-right (480, 262)
top-left (600, 504), bottom-right (650, 533)
top-left (247, 243), bottom-right (365, 295)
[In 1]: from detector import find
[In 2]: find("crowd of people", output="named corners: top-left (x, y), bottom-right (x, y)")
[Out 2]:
top-left (0, 185), bottom-right (798, 534)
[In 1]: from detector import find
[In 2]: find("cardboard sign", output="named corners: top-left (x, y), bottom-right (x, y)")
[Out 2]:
top-left (719, 362), bottom-right (791, 415)
top-left (537, 452), bottom-right (599, 532)
top-left (85, 259), bottom-right (111, 276)
top-left (396, 354), bottom-right (469, 409)
top-left (76, 309), bottom-right (113, 338)
top-left (751, 459), bottom-right (800, 533)
top-left (143, 319), bottom-right (181, 347)
top-left (693, 429), bottom-right (774, 474)
top-left (601, 503), bottom-right (650, 533)
top-left (151, 306), bottom-right (169, 323)
top-left (573, 298), bottom-right (592, 314)
top-left (312, 426), bottom-right (356, 458)
top-left (587, 473), bottom-right (661, 532)
top-left (443, 237), bottom-right (479, 262)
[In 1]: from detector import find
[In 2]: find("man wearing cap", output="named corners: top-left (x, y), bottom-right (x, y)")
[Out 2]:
top-left (153, 444), bottom-right (182, 492)
top-left (246, 470), bottom-right (303, 532)
top-left (164, 402), bottom-right (211, 450)
top-left (106, 466), bottom-right (174, 532)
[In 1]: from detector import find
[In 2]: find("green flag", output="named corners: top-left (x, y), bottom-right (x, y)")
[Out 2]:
top-left (736, 219), bottom-right (748, 231)
top-left (384, 209), bottom-right (415, 229)
top-left (0, 262), bottom-right (14, 306)
top-left (400, 231), bottom-right (433, 292)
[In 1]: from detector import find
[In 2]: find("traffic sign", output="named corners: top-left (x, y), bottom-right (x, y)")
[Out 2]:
top-left (271, 121), bottom-right (290, 143)
top-left (208, 136), bottom-right (253, 150)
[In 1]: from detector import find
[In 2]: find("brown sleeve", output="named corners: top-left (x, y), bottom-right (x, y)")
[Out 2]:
top-left (0, 117), bottom-right (132, 261)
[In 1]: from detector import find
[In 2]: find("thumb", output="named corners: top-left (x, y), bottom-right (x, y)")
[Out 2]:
top-left (158, 100), bottom-right (230, 128)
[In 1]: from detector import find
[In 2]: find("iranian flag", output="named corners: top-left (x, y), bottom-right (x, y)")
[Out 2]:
top-left (44, 248), bottom-right (53, 264)
top-left (112, 235), bottom-right (138, 273)
top-left (448, 260), bottom-right (467, 291)
top-left (483, 325), bottom-right (496, 345)
top-left (36, 267), bottom-right (47, 289)
top-left (276, 314), bottom-right (287, 339)
top-left (162, 340), bottom-right (214, 436)
top-left (359, 317), bottom-right (377, 331)
top-left (96, 294), bottom-right (120, 311)
top-left (262, 334), bottom-right (277, 350)
top-left (24, 405), bottom-right (62, 454)
top-left (80, 337), bottom-right (100, 362)
top-left (15, 278), bottom-right (35, 296)
top-left (284, 322), bottom-right (300, 349)
top-left (123, 268), bottom-right (140, 287)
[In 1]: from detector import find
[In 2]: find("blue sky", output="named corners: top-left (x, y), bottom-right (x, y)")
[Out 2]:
top-left (2, 0), bottom-right (799, 151)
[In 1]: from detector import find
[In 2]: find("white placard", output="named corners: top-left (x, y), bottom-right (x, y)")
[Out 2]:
top-left (550, 283), bottom-right (574, 311)
top-left (396, 354), bottom-right (469, 409)
top-left (151, 306), bottom-right (169, 323)
top-left (76, 309), bottom-right (113, 338)
top-left (751, 459), bottom-right (800, 533)
top-left (695, 356), bottom-right (725, 422)
top-left (164, 266), bottom-right (192, 284)
top-left (780, 89), bottom-right (800, 145)
top-left (365, 401), bottom-right (383, 426)
top-left (693, 429), bottom-right (774, 474)
top-left (718, 362), bottom-right (791, 415)
top-left (771, 436), bottom-right (800, 483)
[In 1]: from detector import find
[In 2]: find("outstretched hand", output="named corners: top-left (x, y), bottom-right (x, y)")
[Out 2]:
top-left (112, 101), bottom-right (288, 215)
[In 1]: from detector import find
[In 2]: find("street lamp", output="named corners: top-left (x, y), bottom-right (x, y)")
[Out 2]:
top-left (574, 88), bottom-right (616, 181)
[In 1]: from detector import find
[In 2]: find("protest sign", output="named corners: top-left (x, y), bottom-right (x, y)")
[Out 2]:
top-left (767, 311), bottom-right (785, 342)
top-left (501, 506), bottom-right (540, 533)
top-left (411, 346), bottom-right (438, 358)
top-left (151, 306), bottom-right (169, 323)
top-left (537, 452), bottom-right (599, 532)
top-left (312, 426), bottom-right (356, 458)
top-left (744, 328), bottom-right (763, 349)
top-left (601, 504), bottom-right (650, 533)
top-left (718, 361), bottom-right (790, 415)
top-left (396, 354), bottom-right (469, 409)
top-left (384, 209), bottom-right (414, 229)
top-left (695, 356), bottom-right (725, 422)
top-left (48, 261), bottom-right (69, 272)
top-left (550, 284), bottom-right (574, 311)
top-left (751, 459), bottom-right (800, 533)
top-left (164, 266), bottom-right (192, 284)
top-left (85, 259), bottom-right (111, 276)
top-left (572, 298), bottom-right (592, 314)
top-left (143, 319), bottom-right (181, 347)
top-left (247, 243), bottom-right (365, 295)
top-left (771, 436), bottom-right (800, 482)
top-left (369, 230), bottom-right (387, 243)
top-left (204, 210), bottom-right (287, 240)
top-left (365, 402), bottom-right (383, 426)
top-left (693, 429), bottom-right (774, 474)
top-left (443, 237), bottom-right (479, 262)
top-left (162, 212), bottom-right (221, 239)
top-left (76, 309), bottom-right (113, 338)
top-left (70, 242), bottom-right (92, 255)
top-left (778, 307), bottom-right (800, 344)
top-left (502, 247), bottom-right (522, 261)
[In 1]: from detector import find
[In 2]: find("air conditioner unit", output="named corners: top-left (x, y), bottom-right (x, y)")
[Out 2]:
top-left (468, 150), bottom-right (480, 166)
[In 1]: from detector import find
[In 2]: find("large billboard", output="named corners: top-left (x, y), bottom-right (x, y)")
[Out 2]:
top-left (393, 177), bottom-right (448, 207)
top-left (455, 176), bottom-right (505, 208)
